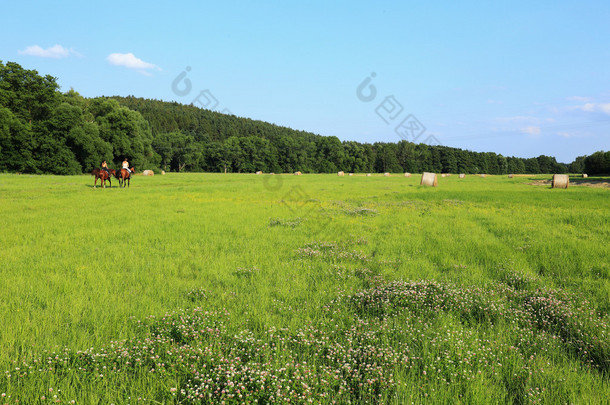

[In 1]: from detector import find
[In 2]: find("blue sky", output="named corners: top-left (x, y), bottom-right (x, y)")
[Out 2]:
top-left (2, 0), bottom-right (609, 163)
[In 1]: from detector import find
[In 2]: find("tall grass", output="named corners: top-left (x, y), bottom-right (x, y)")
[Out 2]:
top-left (0, 173), bottom-right (608, 403)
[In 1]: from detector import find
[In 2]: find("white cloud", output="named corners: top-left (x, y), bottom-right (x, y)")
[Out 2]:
top-left (599, 104), bottom-right (610, 115)
top-left (556, 131), bottom-right (592, 139)
top-left (569, 102), bottom-right (610, 116)
top-left (522, 126), bottom-right (541, 135)
top-left (496, 116), bottom-right (541, 124)
top-left (566, 96), bottom-right (590, 102)
top-left (18, 44), bottom-right (79, 58)
top-left (107, 53), bottom-right (160, 74)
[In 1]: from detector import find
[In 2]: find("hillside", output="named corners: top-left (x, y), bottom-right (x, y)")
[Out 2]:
top-left (2, 61), bottom-right (608, 175)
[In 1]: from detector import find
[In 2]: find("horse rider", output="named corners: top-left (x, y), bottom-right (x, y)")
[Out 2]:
top-left (101, 160), bottom-right (110, 175)
top-left (122, 158), bottom-right (131, 175)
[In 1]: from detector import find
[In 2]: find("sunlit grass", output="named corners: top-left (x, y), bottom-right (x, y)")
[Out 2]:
top-left (0, 173), bottom-right (608, 403)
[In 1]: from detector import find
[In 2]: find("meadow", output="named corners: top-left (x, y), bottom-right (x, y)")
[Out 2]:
top-left (0, 172), bottom-right (609, 404)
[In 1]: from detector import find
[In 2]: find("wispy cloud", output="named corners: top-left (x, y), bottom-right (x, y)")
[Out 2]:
top-left (569, 102), bottom-right (610, 116)
top-left (557, 132), bottom-right (571, 137)
top-left (566, 96), bottom-right (590, 102)
top-left (522, 126), bottom-right (541, 135)
top-left (495, 116), bottom-right (537, 124)
top-left (18, 44), bottom-right (80, 58)
top-left (107, 52), bottom-right (160, 75)
top-left (495, 116), bottom-right (554, 124)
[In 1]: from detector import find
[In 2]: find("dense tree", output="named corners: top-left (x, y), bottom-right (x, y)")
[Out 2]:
top-left (153, 131), bottom-right (197, 172)
top-left (88, 98), bottom-right (157, 169)
top-left (569, 155), bottom-right (586, 174)
top-left (584, 151), bottom-right (610, 175)
top-left (0, 61), bottom-right (59, 124)
top-left (524, 158), bottom-right (541, 174)
top-left (440, 147), bottom-right (458, 173)
top-left (0, 105), bottom-right (36, 172)
top-left (0, 61), bottom-right (597, 176)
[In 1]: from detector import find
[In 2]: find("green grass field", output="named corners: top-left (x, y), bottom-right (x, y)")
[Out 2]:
top-left (0, 173), bottom-right (609, 404)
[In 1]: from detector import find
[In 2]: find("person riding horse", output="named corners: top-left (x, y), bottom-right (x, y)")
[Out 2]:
top-left (92, 164), bottom-right (115, 188)
top-left (122, 158), bottom-right (131, 174)
top-left (119, 158), bottom-right (135, 187)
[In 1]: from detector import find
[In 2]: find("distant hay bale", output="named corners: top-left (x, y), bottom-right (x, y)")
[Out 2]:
top-left (161, 170), bottom-right (166, 175)
top-left (270, 172), bottom-right (275, 175)
top-left (366, 173), bottom-right (372, 177)
top-left (582, 173), bottom-right (588, 178)
top-left (447, 173), bottom-right (452, 177)
top-left (294, 171), bottom-right (302, 176)
top-left (508, 174), bottom-right (514, 178)
top-left (480, 174), bottom-right (486, 178)
top-left (404, 172), bottom-right (411, 177)
top-left (459, 173), bottom-right (466, 178)
top-left (420, 172), bottom-right (438, 187)
top-left (256, 171), bottom-right (263, 175)
top-left (384, 172), bottom-right (390, 177)
top-left (441, 173), bottom-right (447, 178)
top-left (348, 173), bottom-right (354, 176)
top-left (337, 171), bottom-right (344, 176)
top-left (552, 174), bottom-right (569, 189)
top-left (142, 170), bottom-right (154, 176)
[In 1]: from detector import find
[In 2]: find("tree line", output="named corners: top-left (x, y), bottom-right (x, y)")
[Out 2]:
top-left (1, 61), bottom-right (608, 175)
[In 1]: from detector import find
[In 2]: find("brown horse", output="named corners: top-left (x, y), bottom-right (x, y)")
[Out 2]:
top-left (92, 168), bottom-right (116, 188)
top-left (118, 167), bottom-right (135, 188)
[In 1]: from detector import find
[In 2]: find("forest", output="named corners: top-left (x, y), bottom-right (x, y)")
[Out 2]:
top-left (1, 61), bottom-right (608, 175)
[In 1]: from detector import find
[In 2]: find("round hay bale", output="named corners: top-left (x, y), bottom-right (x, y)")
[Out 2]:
top-left (384, 172), bottom-right (390, 177)
top-left (552, 174), bottom-right (569, 189)
top-left (480, 174), bottom-right (486, 178)
top-left (142, 170), bottom-right (154, 176)
top-left (420, 172), bottom-right (438, 187)
top-left (459, 173), bottom-right (466, 178)
top-left (404, 172), bottom-right (411, 177)
top-left (270, 172), bottom-right (275, 175)
top-left (337, 171), bottom-right (344, 176)
top-left (441, 173), bottom-right (447, 178)
top-left (366, 173), bottom-right (372, 177)
top-left (582, 173), bottom-right (588, 178)
top-left (348, 173), bottom-right (354, 176)
top-left (161, 170), bottom-right (166, 175)
top-left (256, 171), bottom-right (263, 175)
top-left (294, 171), bottom-right (302, 176)
top-left (508, 174), bottom-right (514, 178)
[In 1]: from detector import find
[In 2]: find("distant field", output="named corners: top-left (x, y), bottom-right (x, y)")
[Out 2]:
top-left (0, 173), bottom-right (609, 404)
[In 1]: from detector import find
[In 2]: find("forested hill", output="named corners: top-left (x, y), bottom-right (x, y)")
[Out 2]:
top-left (1, 61), bottom-right (609, 175)
top-left (111, 95), bottom-right (572, 175)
